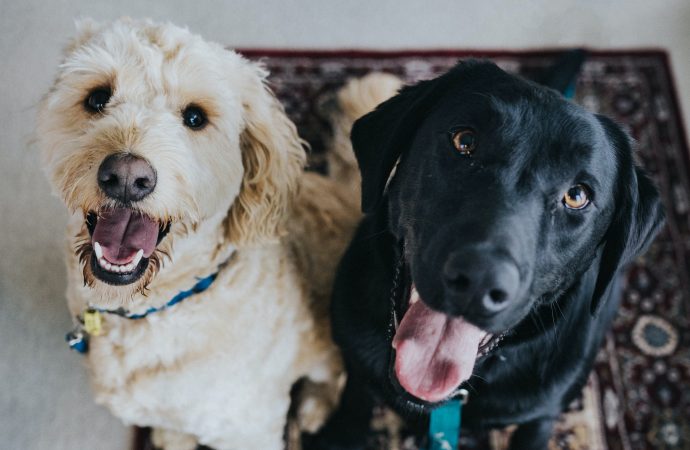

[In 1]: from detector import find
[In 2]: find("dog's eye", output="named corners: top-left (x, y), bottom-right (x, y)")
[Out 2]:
top-left (452, 129), bottom-right (476, 155)
top-left (182, 106), bottom-right (207, 129)
top-left (563, 184), bottom-right (591, 210)
top-left (85, 88), bottom-right (111, 113)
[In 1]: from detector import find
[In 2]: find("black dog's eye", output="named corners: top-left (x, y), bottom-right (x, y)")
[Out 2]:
top-left (182, 105), bottom-right (207, 129)
top-left (85, 88), bottom-right (111, 113)
top-left (563, 184), bottom-right (591, 210)
top-left (451, 129), bottom-right (476, 155)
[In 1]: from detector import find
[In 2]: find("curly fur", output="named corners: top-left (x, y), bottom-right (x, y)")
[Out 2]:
top-left (37, 18), bottom-right (360, 449)
top-left (225, 65), bottom-right (307, 245)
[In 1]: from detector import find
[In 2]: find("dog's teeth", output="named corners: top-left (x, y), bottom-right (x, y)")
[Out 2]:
top-left (96, 248), bottom-right (143, 274)
top-left (409, 290), bottom-right (420, 304)
top-left (96, 251), bottom-right (139, 274)
top-left (132, 249), bottom-right (144, 267)
top-left (93, 242), bottom-right (103, 259)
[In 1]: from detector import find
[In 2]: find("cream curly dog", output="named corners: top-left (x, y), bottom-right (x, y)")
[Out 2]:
top-left (36, 18), bottom-right (375, 449)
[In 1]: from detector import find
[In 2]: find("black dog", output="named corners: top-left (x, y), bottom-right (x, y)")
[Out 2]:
top-left (311, 60), bottom-right (664, 449)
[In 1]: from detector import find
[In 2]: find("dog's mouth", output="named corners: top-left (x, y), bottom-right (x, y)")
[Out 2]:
top-left (389, 284), bottom-right (507, 405)
top-left (85, 208), bottom-right (171, 286)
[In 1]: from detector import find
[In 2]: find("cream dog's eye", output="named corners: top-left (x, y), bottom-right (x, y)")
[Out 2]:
top-left (182, 105), bottom-right (207, 129)
top-left (85, 88), bottom-right (111, 113)
top-left (563, 184), bottom-right (591, 210)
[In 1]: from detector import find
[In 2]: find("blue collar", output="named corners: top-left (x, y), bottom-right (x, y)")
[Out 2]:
top-left (95, 271), bottom-right (218, 320)
top-left (66, 269), bottom-right (221, 354)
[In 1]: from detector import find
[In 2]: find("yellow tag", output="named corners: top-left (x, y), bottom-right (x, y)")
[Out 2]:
top-left (83, 310), bottom-right (103, 336)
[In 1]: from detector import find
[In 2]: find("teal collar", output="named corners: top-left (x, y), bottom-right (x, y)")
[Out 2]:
top-left (427, 389), bottom-right (468, 450)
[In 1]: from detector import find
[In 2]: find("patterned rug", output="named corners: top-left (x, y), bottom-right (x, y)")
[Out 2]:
top-left (137, 50), bottom-right (690, 450)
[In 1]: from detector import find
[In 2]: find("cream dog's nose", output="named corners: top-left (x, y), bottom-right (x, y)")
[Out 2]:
top-left (97, 153), bottom-right (156, 203)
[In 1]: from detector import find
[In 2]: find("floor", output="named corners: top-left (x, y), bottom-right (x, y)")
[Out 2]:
top-left (1, 1), bottom-right (688, 449)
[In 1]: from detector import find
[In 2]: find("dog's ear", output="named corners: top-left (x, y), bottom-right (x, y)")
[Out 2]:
top-left (351, 81), bottom-right (432, 213)
top-left (352, 62), bottom-right (485, 214)
top-left (225, 60), bottom-right (307, 245)
top-left (590, 116), bottom-right (665, 313)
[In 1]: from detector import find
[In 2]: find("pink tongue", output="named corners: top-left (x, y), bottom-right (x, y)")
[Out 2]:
top-left (92, 208), bottom-right (159, 264)
top-left (392, 288), bottom-right (486, 403)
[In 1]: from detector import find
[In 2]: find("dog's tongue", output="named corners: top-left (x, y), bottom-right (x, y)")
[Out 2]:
top-left (92, 208), bottom-right (159, 264)
top-left (392, 287), bottom-right (486, 403)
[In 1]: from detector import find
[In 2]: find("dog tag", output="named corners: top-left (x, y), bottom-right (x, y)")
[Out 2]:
top-left (66, 328), bottom-right (89, 354)
top-left (83, 309), bottom-right (103, 336)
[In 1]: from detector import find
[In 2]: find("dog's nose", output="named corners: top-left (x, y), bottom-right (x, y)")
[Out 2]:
top-left (97, 153), bottom-right (156, 203)
top-left (443, 248), bottom-right (520, 314)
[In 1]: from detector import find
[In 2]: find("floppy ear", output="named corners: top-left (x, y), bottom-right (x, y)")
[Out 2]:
top-left (225, 61), bottom-right (307, 245)
top-left (351, 80), bottom-right (435, 213)
top-left (590, 116), bottom-right (665, 313)
top-left (352, 61), bottom-right (494, 213)
top-left (535, 48), bottom-right (586, 97)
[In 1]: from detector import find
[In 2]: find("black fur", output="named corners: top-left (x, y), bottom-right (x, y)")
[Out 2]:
top-left (308, 60), bottom-right (664, 449)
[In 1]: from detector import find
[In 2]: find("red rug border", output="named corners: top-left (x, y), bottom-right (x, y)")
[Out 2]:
top-left (236, 47), bottom-right (667, 59)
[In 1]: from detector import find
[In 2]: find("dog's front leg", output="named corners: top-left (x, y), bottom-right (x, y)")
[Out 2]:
top-left (508, 417), bottom-right (556, 450)
top-left (302, 372), bottom-right (374, 450)
top-left (151, 428), bottom-right (198, 450)
top-left (295, 379), bottom-right (342, 434)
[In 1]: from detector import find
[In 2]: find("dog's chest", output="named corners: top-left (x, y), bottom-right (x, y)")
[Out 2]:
top-left (83, 269), bottom-right (310, 428)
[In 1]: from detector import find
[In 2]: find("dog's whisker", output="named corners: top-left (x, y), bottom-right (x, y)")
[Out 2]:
top-left (356, 229), bottom-right (390, 241)
top-left (470, 373), bottom-right (487, 383)
top-left (553, 299), bottom-right (565, 319)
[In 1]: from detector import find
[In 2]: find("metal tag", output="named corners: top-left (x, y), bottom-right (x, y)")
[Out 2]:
top-left (83, 309), bottom-right (103, 336)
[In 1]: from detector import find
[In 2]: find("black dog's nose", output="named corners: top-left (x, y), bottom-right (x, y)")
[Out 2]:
top-left (97, 153), bottom-right (156, 203)
top-left (443, 248), bottom-right (520, 314)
